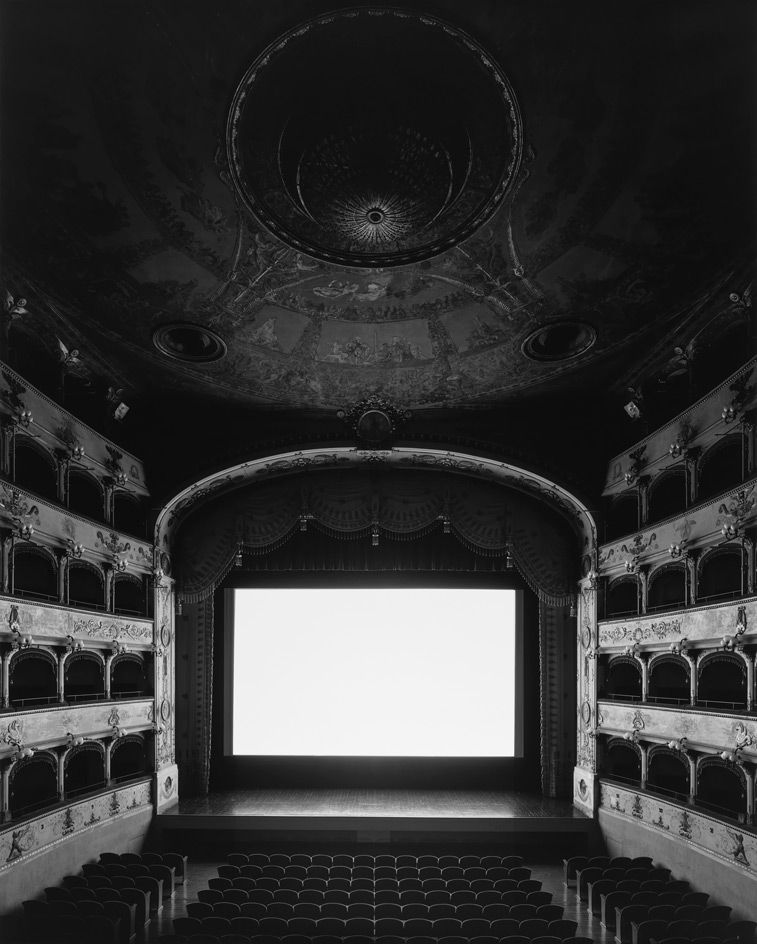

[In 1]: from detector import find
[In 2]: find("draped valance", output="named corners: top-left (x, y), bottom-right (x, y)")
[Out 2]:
top-left (174, 469), bottom-right (579, 606)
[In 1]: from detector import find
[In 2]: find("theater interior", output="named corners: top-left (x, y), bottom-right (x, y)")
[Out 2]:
top-left (0, 1), bottom-right (756, 942)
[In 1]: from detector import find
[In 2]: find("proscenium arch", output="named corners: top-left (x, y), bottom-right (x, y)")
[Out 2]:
top-left (155, 445), bottom-right (596, 800)
top-left (155, 446), bottom-right (597, 568)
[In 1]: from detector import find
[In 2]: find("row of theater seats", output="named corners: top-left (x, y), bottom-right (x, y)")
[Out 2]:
top-left (21, 849), bottom-right (187, 943)
top-left (161, 935), bottom-right (593, 944)
top-left (563, 853), bottom-right (756, 944)
top-left (170, 915), bottom-right (590, 941)
top-left (224, 855), bottom-right (527, 867)
top-left (163, 850), bottom-right (594, 944)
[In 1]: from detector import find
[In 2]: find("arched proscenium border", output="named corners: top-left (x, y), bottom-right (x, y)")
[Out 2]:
top-left (155, 447), bottom-right (597, 558)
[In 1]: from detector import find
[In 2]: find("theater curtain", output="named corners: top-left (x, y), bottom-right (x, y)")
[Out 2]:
top-left (174, 470), bottom-right (578, 607)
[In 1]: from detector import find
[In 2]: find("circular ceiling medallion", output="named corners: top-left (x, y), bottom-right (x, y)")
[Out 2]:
top-left (522, 322), bottom-right (597, 362)
top-left (227, 9), bottom-right (523, 268)
top-left (152, 323), bottom-right (227, 362)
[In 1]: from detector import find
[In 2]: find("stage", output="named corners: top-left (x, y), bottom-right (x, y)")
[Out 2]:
top-left (155, 789), bottom-right (597, 852)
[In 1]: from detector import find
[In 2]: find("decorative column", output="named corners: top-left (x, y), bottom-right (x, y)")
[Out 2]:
top-left (104, 654), bottom-right (114, 700)
top-left (104, 741), bottom-right (112, 786)
top-left (1, 761), bottom-right (12, 823)
top-left (743, 651), bottom-right (754, 713)
top-left (57, 750), bottom-right (65, 801)
top-left (686, 752), bottom-right (696, 803)
top-left (638, 566), bottom-right (650, 615)
top-left (685, 449), bottom-right (700, 506)
top-left (639, 743), bottom-right (648, 789)
top-left (638, 476), bottom-right (651, 527)
top-left (1, 649), bottom-right (11, 708)
top-left (104, 482), bottom-right (116, 527)
top-left (56, 454), bottom-right (70, 505)
top-left (0, 419), bottom-right (13, 477)
top-left (638, 655), bottom-right (649, 703)
top-left (743, 420), bottom-right (754, 479)
top-left (741, 764), bottom-right (754, 825)
top-left (57, 651), bottom-right (67, 704)
top-left (684, 551), bottom-right (699, 607)
top-left (56, 550), bottom-right (69, 605)
top-left (744, 536), bottom-right (755, 597)
top-left (686, 652), bottom-right (698, 707)
top-left (104, 564), bottom-right (114, 613)
top-left (1, 531), bottom-right (13, 595)
top-left (574, 573), bottom-right (599, 815)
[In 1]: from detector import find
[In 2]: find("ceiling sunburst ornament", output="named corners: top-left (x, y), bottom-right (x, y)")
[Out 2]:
top-left (227, 8), bottom-right (522, 267)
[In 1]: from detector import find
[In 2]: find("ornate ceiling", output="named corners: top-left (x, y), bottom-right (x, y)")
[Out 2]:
top-left (1, 1), bottom-right (754, 413)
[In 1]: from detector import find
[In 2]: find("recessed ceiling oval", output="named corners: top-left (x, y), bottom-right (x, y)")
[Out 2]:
top-left (521, 321), bottom-right (597, 362)
top-left (152, 323), bottom-right (227, 363)
top-left (226, 8), bottom-right (523, 268)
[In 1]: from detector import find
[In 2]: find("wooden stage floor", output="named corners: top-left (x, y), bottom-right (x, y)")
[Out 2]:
top-left (156, 789), bottom-right (595, 848)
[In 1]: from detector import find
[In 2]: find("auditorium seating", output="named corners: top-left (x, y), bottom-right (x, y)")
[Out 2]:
top-left (562, 850), bottom-right (756, 944)
top-left (165, 851), bottom-right (590, 944)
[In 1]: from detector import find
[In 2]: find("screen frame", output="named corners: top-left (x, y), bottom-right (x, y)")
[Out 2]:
top-left (222, 580), bottom-right (524, 760)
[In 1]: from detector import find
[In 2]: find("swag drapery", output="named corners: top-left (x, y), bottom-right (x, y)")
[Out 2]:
top-left (174, 469), bottom-right (578, 607)
top-left (172, 469), bottom-right (579, 798)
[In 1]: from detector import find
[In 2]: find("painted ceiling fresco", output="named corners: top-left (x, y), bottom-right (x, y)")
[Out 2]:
top-left (1, 1), bottom-right (754, 411)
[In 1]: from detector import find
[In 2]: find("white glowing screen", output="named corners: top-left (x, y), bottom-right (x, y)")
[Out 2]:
top-left (232, 588), bottom-right (517, 756)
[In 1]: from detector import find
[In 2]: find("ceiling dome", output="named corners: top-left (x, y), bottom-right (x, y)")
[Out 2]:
top-left (227, 9), bottom-right (522, 267)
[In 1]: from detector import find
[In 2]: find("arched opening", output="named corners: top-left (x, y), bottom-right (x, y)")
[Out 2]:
top-left (9, 649), bottom-right (58, 708)
top-left (602, 740), bottom-right (641, 786)
top-left (12, 545), bottom-right (57, 601)
top-left (113, 491), bottom-right (146, 538)
top-left (67, 561), bottom-right (105, 610)
top-left (64, 652), bottom-right (104, 703)
top-left (647, 749), bottom-right (689, 800)
top-left (698, 436), bottom-right (745, 500)
top-left (647, 564), bottom-right (686, 612)
top-left (113, 574), bottom-right (145, 616)
top-left (606, 493), bottom-right (639, 541)
top-left (603, 657), bottom-right (642, 702)
top-left (111, 655), bottom-right (149, 699)
top-left (697, 653), bottom-right (747, 711)
top-left (647, 470), bottom-right (687, 523)
top-left (9, 754), bottom-right (58, 819)
top-left (648, 656), bottom-right (689, 705)
top-left (606, 578), bottom-right (639, 618)
top-left (698, 548), bottom-right (743, 602)
top-left (14, 438), bottom-right (58, 502)
top-left (110, 736), bottom-right (148, 783)
top-left (67, 470), bottom-right (105, 521)
top-left (698, 761), bottom-right (746, 821)
top-left (64, 744), bottom-right (106, 798)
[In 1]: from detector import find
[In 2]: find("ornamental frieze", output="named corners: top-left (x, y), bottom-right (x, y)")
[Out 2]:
top-left (0, 598), bottom-right (152, 646)
top-left (603, 359), bottom-right (757, 495)
top-left (0, 779), bottom-right (152, 870)
top-left (600, 782), bottom-right (756, 871)
top-left (599, 597), bottom-right (757, 649)
top-left (600, 618), bottom-right (682, 645)
top-left (598, 477), bottom-right (757, 576)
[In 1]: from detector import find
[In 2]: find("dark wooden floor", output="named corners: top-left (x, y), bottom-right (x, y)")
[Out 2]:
top-left (161, 788), bottom-right (587, 818)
